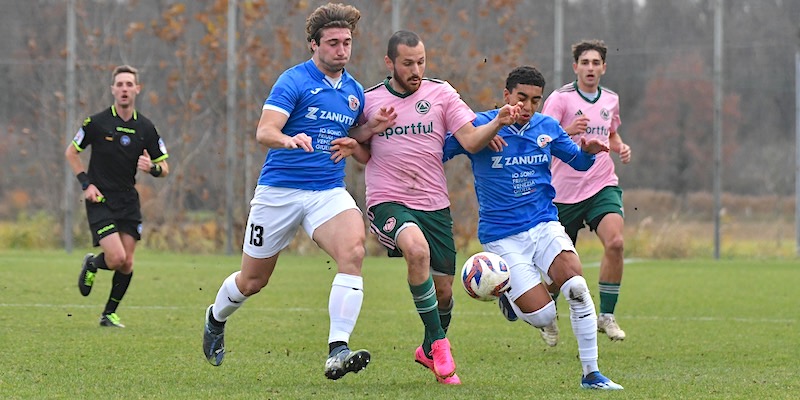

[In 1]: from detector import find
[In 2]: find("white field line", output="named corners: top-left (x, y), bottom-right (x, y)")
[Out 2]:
top-left (0, 303), bottom-right (795, 324)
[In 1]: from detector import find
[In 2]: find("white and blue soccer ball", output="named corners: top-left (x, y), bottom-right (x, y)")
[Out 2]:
top-left (460, 252), bottom-right (510, 301)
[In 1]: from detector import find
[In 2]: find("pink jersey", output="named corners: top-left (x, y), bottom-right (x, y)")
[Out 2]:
top-left (542, 82), bottom-right (621, 204)
top-left (363, 78), bottom-right (476, 211)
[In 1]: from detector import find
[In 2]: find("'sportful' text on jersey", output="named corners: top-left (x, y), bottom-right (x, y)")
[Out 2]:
top-left (542, 81), bottom-right (621, 204)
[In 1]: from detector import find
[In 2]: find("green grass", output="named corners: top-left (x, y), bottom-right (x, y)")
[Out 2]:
top-left (1, 250), bottom-right (798, 399)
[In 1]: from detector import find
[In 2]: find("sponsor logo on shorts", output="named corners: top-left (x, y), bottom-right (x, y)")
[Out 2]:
top-left (97, 224), bottom-right (116, 235)
top-left (383, 217), bottom-right (396, 232)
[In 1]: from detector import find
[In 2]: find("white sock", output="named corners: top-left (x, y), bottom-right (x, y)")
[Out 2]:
top-left (212, 272), bottom-right (248, 322)
top-left (561, 276), bottom-right (599, 376)
top-left (328, 273), bottom-right (364, 344)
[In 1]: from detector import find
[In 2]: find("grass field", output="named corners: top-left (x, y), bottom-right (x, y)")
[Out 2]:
top-left (1, 249), bottom-right (797, 399)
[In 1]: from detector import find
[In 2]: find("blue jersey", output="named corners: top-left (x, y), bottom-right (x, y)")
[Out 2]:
top-left (443, 110), bottom-right (595, 243)
top-left (258, 59), bottom-right (365, 190)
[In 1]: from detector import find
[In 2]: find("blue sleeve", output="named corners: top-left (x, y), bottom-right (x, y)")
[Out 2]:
top-left (443, 132), bottom-right (468, 162)
top-left (548, 119), bottom-right (595, 171)
top-left (264, 71), bottom-right (299, 114)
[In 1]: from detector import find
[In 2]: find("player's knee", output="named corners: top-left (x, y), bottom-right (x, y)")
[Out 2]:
top-left (238, 276), bottom-right (267, 296)
top-left (402, 242), bottom-right (430, 267)
top-left (561, 275), bottom-right (591, 305)
top-left (105, 252), bottom-right (127, 270)
top-left (604, 235), bottom-right (624, 256)
top-left (519, 300), bottom-right (557, 328)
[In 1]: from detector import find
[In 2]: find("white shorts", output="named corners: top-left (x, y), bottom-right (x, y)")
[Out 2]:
top-left (242, 185), bottom-right (360, 258)
top-left (482, 221), bottom-right (576, 302)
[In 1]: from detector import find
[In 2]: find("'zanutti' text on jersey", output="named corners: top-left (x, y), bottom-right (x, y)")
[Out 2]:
top-left (443, 111), bottom-right (595, 243)
top-left (259, 59), bottom-right (365, 190)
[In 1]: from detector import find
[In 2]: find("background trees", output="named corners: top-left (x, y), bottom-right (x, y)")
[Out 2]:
top-left (0, 0), bottom-right (797, 252)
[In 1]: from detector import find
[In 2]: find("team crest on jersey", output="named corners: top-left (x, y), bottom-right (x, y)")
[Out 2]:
top-left (120, 135), bottom-right (131, 146)
top-left (383, 217), bottom-right (397, 232)
top-left (415, 100), bottom-right (431, 114)
top-left (348, 95), bottom-right (360, 111)
top-left (600, 108), bottom-right (610, 121)
top-left (536, 134), bottom-right (553, 148)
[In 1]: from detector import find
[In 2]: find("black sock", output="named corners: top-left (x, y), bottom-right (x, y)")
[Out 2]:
top-left (104, 270), bottom-right (133, 315)
top-left (92, 253), bottom-right (110, 270)
top-left (208, 306), bottom-right (225, 328)
top-left (328, 341), bottom-right (347, 355)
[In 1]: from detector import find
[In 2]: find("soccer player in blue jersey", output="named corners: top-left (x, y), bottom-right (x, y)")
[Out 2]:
top-left (202, 3), bottom-right (393, 381)
top-left (443, 66), bottom-right (623, 390)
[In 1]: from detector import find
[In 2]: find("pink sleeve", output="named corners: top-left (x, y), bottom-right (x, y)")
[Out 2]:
top-left (542, 92), bottom-right (564, 122)
top-left (443, 83), bottom-right (477, 132)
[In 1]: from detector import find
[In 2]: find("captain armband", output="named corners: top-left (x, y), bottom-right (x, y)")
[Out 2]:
top-left (149, 163), bottom-right (163, 177)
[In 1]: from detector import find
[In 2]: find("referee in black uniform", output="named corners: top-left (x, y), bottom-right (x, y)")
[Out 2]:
top-left (65, 65), bottom-right (170, 328)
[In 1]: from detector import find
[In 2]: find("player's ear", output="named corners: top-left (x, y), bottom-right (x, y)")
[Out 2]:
top-left (384, 55), bottom-right (392, 71)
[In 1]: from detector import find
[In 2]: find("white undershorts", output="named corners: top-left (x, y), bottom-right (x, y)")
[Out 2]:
top-left (242, 185), bottom-right (359, 258)
top-left (482, 221), bottom-right (576, 302)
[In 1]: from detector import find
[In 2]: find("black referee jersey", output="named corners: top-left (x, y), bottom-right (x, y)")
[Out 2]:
top-left (71, 105), bottom-right (168, 193)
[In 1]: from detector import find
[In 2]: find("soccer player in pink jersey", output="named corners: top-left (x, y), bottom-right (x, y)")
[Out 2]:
top-left (351, 30), bottom-right (520, 385)
top-left (541, 39), bottom-right (632, 343)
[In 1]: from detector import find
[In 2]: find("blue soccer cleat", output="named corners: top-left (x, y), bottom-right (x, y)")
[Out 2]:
top-left (324, 346), bottom-right (370, 380)
top-left (203, 305), bottom-right (225, 366)
top-left (581, 371), bottom-right (624, 390)
top-left (498, 292), bottom-right (518, 321)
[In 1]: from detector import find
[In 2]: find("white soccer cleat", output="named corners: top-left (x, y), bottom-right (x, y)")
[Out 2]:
top-left (597, 314), bottom-right (626, 341)
top-left (539, 318), bottom-right (559, 347)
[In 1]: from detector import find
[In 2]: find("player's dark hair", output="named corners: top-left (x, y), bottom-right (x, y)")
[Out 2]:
top-left (572, 39), bottom-right (607, 63)
top-left (112, 65), bottom-right (138, 84)
top-left (387, 30), bottom-right (421, 62)
top-left (505, 65), bottom-right (546, 92)
top-left (305, 3), bottom-right (361, 46)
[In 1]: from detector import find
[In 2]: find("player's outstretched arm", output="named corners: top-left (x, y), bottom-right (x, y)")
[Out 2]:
top-left (580, 137), bottom-right (610, 155)
top-left (455, 102), bottom-right (521, 153)
top-left (350, 106), bottom-right (396, 143)
top-left (330, 137), bottom-right (370, 164)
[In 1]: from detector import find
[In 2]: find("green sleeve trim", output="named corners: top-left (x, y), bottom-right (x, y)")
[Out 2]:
top-left (71, 141), bottom-right (85, 152)
top-left (152, 154), bottom-right (169, 163)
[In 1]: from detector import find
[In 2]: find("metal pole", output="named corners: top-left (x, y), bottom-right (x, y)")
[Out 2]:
top-left (554, 0), bottom-right (564, 87)
top-left (713, 0), bottom-right (723, 259)
top-left (392, 0), bottom-right (401, 33)
top-left (225, 0), bottom-right (237, 255)
top-left (244, 53), bottom-right (253, 213)
top-left (63, 0), bottom-right (76, 252)
top-left (795, 47), bottom-right (800, 256)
